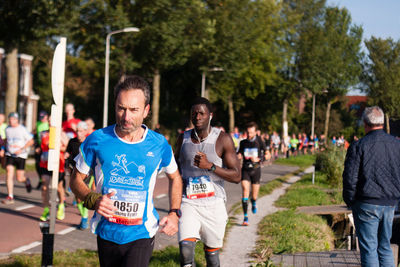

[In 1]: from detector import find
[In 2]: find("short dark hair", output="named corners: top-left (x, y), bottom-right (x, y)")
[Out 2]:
top-left (191, 97), bottom-right (212, 113)
top-left (114, 75), bottom-right (151, 106)
top-left (246, 122), bottom-right (258, 130)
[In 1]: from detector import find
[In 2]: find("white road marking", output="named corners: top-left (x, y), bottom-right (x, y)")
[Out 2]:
top-left (57, 227), bottom-right (76, 235)
top-left (15, 204), bottom-right (35, 211)
top-left (11, 241), bottom-right (41, 253)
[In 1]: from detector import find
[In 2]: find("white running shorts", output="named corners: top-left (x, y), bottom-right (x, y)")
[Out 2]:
top-left (178, 199), bottom-right (228, 248)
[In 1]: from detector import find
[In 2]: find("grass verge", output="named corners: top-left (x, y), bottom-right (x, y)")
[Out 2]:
top-left (0, 243), bottom-right (208, 267)
top-left (274, 154), bottom-right (316, 168)
top-left (0, 250), bottom-right (99, 267)
top-left (275, 172), bottom-right (343, 209)
top-left (255, 209), bottom-right (334, 256)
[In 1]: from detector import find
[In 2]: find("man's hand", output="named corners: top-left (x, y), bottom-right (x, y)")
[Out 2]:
top-left (94, 191), bottom-right (117, 218)
top-left (194, 152), bottom-right (212, 170)
top-left (159, 213), bottom-right (179, 236)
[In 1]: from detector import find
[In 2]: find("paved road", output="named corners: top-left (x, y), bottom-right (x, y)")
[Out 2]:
top-left (0, 163), bottom-right (298, 259)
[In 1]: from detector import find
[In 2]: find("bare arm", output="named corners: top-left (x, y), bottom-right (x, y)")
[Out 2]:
top-left (159, 169), bottom-right (183, 236)
top-left (70, 167), bottom-right (116, 217)
top-left (174, 133), bottom-right (183, 170)
top-left (195, 132), bottom-right (241, 184)
top-left (167, 170), bottom-right (182, 210)
top-left (70, 167), bottom-right (91, 200)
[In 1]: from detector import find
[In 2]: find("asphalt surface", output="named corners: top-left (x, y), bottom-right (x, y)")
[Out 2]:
top-left (0, 163), bottom-right (298, 261)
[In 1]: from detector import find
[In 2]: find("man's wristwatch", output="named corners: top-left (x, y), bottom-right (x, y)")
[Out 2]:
top-left (208, 163), bottom-right (216, 172)
top-left (168, 209), bottom-right (182, 218)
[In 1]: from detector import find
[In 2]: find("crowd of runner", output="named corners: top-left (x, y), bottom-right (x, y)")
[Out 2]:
top-left (0, 104), bottom-right (96, 230)
top-left (0, 75), bottom-right (357, 267)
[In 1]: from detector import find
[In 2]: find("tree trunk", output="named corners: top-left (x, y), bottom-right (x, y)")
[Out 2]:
top-left (228, 97), bottom-right (234, 133)
top-left (151, 69), bottom-right (160, 129)
top-left (5, 48), bottom-right (19, 116)
top-left (385, 113), bottom-right (390, 134)
top-left (282, 98), bottom-right (288, 138)
top-left (324, 101), bottom-right (332, 138)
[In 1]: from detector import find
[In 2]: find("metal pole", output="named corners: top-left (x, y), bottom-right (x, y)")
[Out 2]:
top-left (102, 27), bottom-right (140, 128)
top-left (103, 33), bottom-right (111, 128)
top-left (311, 93), bottom-right (316, 138)
top-left (42, 37), bottom-right (67, 267)
top-left (201, 71), bottom-right (206, 98)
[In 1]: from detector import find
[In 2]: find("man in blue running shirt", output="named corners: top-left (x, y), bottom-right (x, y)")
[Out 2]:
top-left (70, 75), bottom-right (182, 267)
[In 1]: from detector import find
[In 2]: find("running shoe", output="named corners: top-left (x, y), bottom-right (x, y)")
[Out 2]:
top-left (79, 217), bottom-right (88, 230)
top-left (251, 202), bottom-right (257, 214)
top-left (40, 207), bottom-right (50, 221)
top-left (2, 196), bottom-right (14, 204)
top-left (57, 203), bottom-right (65, 220)
top-left (242, 217), bottom-right (249, 226)
top-left (25, 178), bottom-right (32, 193)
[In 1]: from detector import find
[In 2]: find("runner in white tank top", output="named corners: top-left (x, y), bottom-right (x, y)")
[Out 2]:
top-left (175, 97), bottom-right (241, 267)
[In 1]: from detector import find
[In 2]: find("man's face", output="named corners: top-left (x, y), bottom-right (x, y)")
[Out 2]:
top-left (65, 104), bottom-right (74, 117)
top-left (247, 126), bottom-right (257, 140)
top-left (41, 115), bottom-right (48, 123)
top-left (191, 104), bottom-right (211, 131)
top-left (115, 89), bottom-right (149, 134)
top-left (76, 127), bottom-right (87, 141)
top-left (85, 119), bottom-right (94, 130)
top-left (9, 117), bottom-right (18, 127)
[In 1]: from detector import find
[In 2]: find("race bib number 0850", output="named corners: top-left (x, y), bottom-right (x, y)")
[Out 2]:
top-left (105, 188), bottom-right (147, 226)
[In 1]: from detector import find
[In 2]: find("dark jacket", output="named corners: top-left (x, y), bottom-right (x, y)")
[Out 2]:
top-left (342, 129), bottom-right (400, 207)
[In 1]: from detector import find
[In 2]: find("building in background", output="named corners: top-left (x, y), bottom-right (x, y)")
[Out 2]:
top-left (0, 48), bottom-right (39, 132)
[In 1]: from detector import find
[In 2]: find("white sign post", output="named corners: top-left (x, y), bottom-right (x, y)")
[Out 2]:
top-left (41, 37), bottom-right (66, 267)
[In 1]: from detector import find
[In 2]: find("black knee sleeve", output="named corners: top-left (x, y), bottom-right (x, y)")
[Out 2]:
top-left (242, 198), bottom-right (248, 215)
top-left (179, 240), bottom-right (196, 267)
top-left (205, 249), bottom-right (220, 267)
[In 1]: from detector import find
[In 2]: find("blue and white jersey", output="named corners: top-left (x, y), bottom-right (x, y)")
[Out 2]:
top-left (74, 124), bottom-right (177, 245)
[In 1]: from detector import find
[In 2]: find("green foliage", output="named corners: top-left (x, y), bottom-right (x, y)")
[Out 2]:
top-left (274, 154), bottom-right (316, 168)
top-left (0, 250), bottom-right (99, 267)
top-left (275, 172), bottom-right (343, 208)
top-left (0, 0), bottom-right (366, 133)
top-left (315, 146), bottom-right (346, 189)
top-left (363, 37), bottom-right (400, 120)
top-left (256, 209), bottom-right (334, 254)
top-left (210, 0), bottom-right (283, 110)
top-left (150, 242), bottom-right (206, 267)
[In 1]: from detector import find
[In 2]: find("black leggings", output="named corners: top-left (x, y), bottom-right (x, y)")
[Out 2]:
top-left (97, 236), bottom-right (155, 267)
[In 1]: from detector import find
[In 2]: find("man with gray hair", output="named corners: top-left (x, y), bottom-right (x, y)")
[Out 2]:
top-left (343, 106), bottom-right (400, 267)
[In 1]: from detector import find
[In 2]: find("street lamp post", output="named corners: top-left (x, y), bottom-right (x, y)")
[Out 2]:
top-left (103, 27), bottom-right (140, 128)
top-left (311, 89), bottom-right (328, 138)
top-left (311, 93), bottom-right (316, 138)
top-left (201, 67), bottom-right (224, 98)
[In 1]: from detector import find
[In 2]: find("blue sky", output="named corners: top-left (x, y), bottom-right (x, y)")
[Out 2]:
top-left (326, 0), bottom-right (400, 95)
top-left (327, 0), bottom-right (400, 42)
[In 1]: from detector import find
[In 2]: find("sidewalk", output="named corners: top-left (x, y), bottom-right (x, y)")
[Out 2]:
top-left (220, 166), bottom-right (314, 267)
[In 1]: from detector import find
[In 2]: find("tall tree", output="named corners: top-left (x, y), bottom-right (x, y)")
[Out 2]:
top-left (210, 0), bottom-right (283, 132)
top-left (319, 7), bottom-right (363, 137)
top-left (0, 0), bottom-right (74, 116)
top-left (130, 0), bottom-right (211, 129)
top-left (287, 0), bottom-right (327, 136)
top-left (362, 37), bottom-right (400, 132)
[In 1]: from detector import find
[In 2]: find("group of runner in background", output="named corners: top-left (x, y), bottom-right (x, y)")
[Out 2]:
top-left (0, 103), bottom-right (96, 230)
top-left (229, 126), bottom-right (353, 164)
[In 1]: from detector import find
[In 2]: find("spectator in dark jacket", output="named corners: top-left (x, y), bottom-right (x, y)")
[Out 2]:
top-left (343, 106), bottom-right (400, 267)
